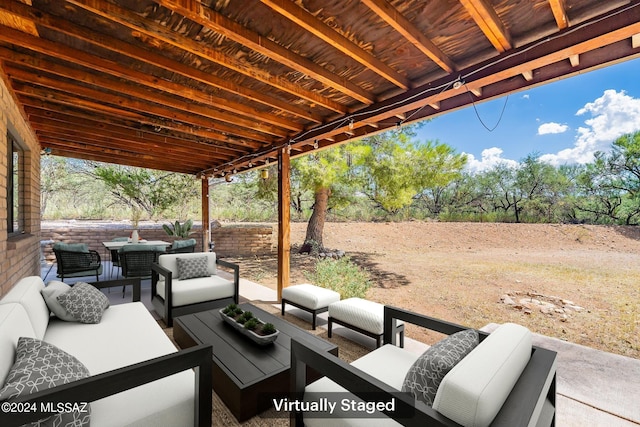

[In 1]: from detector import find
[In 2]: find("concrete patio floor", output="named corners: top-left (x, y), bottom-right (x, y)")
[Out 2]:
top-left (42, 261), bottom-right (640, 426)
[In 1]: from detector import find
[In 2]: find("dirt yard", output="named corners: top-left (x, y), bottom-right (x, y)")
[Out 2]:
top-left (226, 221), bottom-right (640, 359)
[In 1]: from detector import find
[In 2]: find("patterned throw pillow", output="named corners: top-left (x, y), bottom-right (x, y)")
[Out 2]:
top-left (177, 256), bottom-right (210, 280)
top-left (0, 337), bottom-right (91, 427)
top-left (57, 282), bottom-right (110, 324)
top-left (401, 329), bottom-right (479, 406)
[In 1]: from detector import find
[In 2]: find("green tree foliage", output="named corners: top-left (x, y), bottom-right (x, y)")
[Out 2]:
top-left (83, 163), bottom-right (199, 220)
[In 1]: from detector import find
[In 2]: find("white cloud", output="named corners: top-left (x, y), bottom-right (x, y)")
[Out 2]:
top-left (538, 122), bottom-right (569, 135)
top-left (522, 94), bottom-right (530, 100)
top-left (465, 147), bottom-right (518, 173)
top-left (541, 90), bottom-right (640, 166)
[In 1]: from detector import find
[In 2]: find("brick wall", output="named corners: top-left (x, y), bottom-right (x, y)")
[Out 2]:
top-left (41, 222), bottom-right (275, 262)
top-left (0, 72), bottom-right (41, 297)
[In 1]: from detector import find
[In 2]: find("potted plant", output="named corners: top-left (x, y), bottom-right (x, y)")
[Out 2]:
top-left (162, 219), bottom-right (194, 238)
top-left (220, 304), bottom-right (279, 345)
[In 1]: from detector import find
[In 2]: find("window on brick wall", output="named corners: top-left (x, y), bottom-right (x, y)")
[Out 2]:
top-left (7, 131), bottom-right (24, 235)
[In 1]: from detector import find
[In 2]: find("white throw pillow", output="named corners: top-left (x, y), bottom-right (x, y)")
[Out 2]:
top-left (41, 281), bottom-right (77, 321)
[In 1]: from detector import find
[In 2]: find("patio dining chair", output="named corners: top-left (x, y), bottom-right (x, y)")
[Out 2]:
top-left (118, 245), bottom-right (166, 296)
top-left (109, 237), bottom-right (129, 278)
top-left (165, 238), bottom-right (197, 254)
top-left (53, 242), bottom-right (102, 282)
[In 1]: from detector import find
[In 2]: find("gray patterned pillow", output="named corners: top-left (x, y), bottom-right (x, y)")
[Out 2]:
top-left (401, 329), bottom-right (479, 406)
top-left (177, 256), bottom-right (210, 280)
top-left (0, 337), bottom-right (91, 427)
top-left (41, 281), bottom-right (77, 322)
top-left (57, 282), bottom-right (110, 324)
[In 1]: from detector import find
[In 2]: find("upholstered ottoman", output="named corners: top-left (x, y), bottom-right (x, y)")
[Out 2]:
top-left (281, 284), bottom-right (341, 330)
top-left (328, 298), bottom-right (404, 348)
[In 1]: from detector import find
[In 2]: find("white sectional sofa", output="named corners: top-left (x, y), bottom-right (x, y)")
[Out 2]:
top-left (0, 276), bottom-right (212, 427)
top-left (291, 306), bottom-right (557, 427)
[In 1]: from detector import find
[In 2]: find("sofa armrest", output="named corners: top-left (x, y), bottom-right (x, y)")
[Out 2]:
top-left (216, 258), bottom-right (239, 304)
top-left (88, 278), bottom-right (141, 302)
top-left (383, 305), bottom-right (486, 346)
top-left (0, 344), bottom-right (213, 427)
top-left (151, 262), bottom-right (173, 321)
top-left (290, 337), bottom-right (454, 427)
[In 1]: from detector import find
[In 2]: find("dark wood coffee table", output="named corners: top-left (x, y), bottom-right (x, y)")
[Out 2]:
top-left (173, 303), bottom-right (338, 422)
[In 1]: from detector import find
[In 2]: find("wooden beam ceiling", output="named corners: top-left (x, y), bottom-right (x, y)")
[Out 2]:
top-left (0, 0), bottom-right (636, 177)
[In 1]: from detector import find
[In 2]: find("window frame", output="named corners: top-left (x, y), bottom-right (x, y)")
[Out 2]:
top-left (7, 131), bottom-right (24, 236)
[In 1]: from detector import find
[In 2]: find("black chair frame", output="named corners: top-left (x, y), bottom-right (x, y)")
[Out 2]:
top-left (291, 305), bottom-right (557, 427)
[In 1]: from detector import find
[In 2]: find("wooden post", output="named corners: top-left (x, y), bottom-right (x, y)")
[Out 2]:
top-left (201, 177), bottom-right (210, 252)
top-left (277, 147), bottom-right (291, 301)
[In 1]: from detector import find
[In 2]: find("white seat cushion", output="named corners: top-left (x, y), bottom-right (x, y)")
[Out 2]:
top-left (304, 344), bottom-right (419, 427)
top-left (44, 302), bottom-right (195, 427)
top-left (282, 284), bottom-right (340, 310)
top-left (157, 275), bottom-right (235, 307)
top-left (0, 304), bottom-right (38, 385)
top-left (329, 298), bottom-right (404, 335)
top-left (433, 323), bottom-right (532, 427)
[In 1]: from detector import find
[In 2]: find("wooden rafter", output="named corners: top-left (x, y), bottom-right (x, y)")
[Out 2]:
top-left (0, 2), bottom-right (321, 125)
top-left (260, 0), bottom-right (410, 90)
top-left (459, 0), bottom-right (512, 52)
top-left (361, 0), bottom-right (457, 73)
top-left (549, 0), bottom-right (569, 30)
top-left (65, 0), bottom-right (351, 113)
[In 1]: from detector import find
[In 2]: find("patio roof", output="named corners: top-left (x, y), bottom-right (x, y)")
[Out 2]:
top-left (0, 0), bottom-right (639, 176)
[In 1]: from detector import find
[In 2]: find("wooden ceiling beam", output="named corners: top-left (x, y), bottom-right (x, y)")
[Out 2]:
top-left (459, 0), bottom-right (512, 52)
top-left (361, 0), bottom-right (457, 73)
top-left (259, 0), bottom-right (409, 90)
top-left (153, 0), bottom-right (375, 104)
top-left (20, 98), bottom-right (257, 153)
top-left (549, 0), bottom-right (569, 30)
top-left (0, 52), bottom-right (292, 138)
top-left (65, 0), bottom-right (352, 112)
top-left (0, 2), bottom-right (321, 125)
top-left (6, 69), bottom-right (275, 146)
top-left (25, 107), bottom-right (236, 158)
top-left (27, 114), bottom-right (234, 161)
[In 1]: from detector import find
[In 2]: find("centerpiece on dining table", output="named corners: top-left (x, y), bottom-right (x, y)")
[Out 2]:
top-left (220, 304), bottom-right (279, 345)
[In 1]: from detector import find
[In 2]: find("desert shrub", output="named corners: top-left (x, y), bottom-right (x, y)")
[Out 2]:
top-left (304, 256), bottom-right (372, 299)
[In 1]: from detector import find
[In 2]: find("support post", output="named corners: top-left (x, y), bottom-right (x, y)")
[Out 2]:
top-left (201, 178), bottom-right (210, 252)
top-left (277, 148), bottom-right (291, 301)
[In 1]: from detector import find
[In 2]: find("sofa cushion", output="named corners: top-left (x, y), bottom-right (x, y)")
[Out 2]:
top-left (0, 337), bottom-right (90, 427)
top-left (56, 282), bottom-right (110, 324)
top-left (401, 329), bottom-right (479, 405)
top-left (0, 304), bottom-right (37, 386)
top-left (0, 276), bottom-right (49, 340)
top-left (157, 275), bottom-right (235, 307)
top-left (158, 252), bottom-right (218, 277)
top-left (433, 323), bottom-right (532, 427)
top-left (41, 281), bottom-right (77, 322)
top-left (176, 256), bottom-right (210, 280)
top-left (44, 302), bottom-right (195, 427)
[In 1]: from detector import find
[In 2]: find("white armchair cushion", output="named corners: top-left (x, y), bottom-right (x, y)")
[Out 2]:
top-left (433, 323), bottom-right (532, 427)
top-left (156, 276), bottom-right (235, 307)
top-left (158, 252), bottom-right (218, 277)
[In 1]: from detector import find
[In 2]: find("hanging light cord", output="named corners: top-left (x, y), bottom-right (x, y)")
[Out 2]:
top-left (466, 85), bottom-right (510, 132)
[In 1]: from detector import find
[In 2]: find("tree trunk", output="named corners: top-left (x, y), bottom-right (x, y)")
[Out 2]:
top-left (299, 187), bottom-right (331, 254)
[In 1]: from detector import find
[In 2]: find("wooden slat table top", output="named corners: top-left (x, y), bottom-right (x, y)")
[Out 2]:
top-left (175, 303), bottom-right (338, 389)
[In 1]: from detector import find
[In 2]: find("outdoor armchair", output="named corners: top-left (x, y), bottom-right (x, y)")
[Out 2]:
top-left (166, 238), bottom-right (197, 254)
top-left (290, 306), bottom-right (557, 427)
top-left (52, 242), bottom-right (102, 282)
top-left (118, 244), bottom-right (166, 278)
top-left (151, 252), bottom-right (239, 326)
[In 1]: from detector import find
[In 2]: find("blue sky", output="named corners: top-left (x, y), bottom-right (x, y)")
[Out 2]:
top-left (416, 57), bottom-right (640, 172)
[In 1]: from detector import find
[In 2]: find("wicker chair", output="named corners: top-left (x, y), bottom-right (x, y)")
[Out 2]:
top-left (165, 238), bottom-right (197, 254)
top-left (53, 242), bottom-right (102, 282)
top-left (118, 245), bottom-right (166, 279)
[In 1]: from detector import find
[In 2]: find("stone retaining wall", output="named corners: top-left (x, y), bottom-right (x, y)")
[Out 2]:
top-left (41, 222), bottom-right (275, 262)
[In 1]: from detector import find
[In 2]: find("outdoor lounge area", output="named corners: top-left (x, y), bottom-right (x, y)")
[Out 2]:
top-left (0, 261), bottom-right (631, 426)
top-left (2, 1), bottom-right (640, 426)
